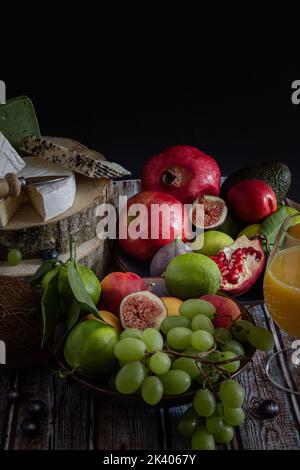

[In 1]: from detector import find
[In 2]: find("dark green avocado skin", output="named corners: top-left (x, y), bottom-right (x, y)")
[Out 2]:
top-left (221, 162), bottom-right (291, 204)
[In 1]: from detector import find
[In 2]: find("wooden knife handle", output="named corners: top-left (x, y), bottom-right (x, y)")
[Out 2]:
top-left (0, 173), bottom-right (22, 199)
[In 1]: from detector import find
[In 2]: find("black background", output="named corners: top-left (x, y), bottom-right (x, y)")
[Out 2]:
top-left (3, 6), bottom-right (300, 200)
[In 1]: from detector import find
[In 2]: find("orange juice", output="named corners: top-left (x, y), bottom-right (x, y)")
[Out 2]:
top-left (264, 246), bottom-right (300, 336)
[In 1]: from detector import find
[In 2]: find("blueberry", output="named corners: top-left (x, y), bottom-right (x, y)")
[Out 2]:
top-left (27, 400), bottom-right (46, 418)
top-left (5, 388), bottom-right (20, 403)
top-left (259, 399), bottom-right (280, 419)
top-left (40, 249), bottom-right (58, 260)
top-left (21, 417), bottom-right (40, 437)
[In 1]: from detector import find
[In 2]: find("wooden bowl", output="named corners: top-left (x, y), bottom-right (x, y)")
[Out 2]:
top-left (55, 279), bottom-right (256, 406)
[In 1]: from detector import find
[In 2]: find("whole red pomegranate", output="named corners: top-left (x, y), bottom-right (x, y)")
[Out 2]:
top-left (118, 191), bottom-right (187, 261)
top-left (141, 145), bottom-right (221, 203)
top-left (227, 179), bottom-right (277, 223)
top-left (210, 235), bottom-right (266, 296)
top-left (99, 272), bottom-right (147, 317)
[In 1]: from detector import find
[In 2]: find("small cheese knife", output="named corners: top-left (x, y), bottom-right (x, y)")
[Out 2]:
top-left (0, 173), bottom-right (68, 199)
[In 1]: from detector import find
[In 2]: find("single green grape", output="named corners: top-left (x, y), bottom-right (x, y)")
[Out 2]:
top-left (159, 370), bottom-right (191, 395)
top-left (193, 388), bottom-right (216, 417)
top-left (221, 339), bottom-right (245, 356)
top-left (219, 351), bottom-right (240, 373)
top-left (141, 376), bottom-right (164, 405)
top-left (219, 380), bottom-right (245, 408)
top-left (191, 426), bottom-right (215, 450)
top-left (172, 357), bottom-right (200, 379)
top-left (114, 338), bottom-right (146, 362)
top-left (179, 299), bottom-right (216, 320)
top-left (167, 327), bottom-right (192, 350)
top-left (231, 320), bottom-right (254, 342)
top-left (142, 328), bottom-right (164, 352)
top-left (191, 330), bottom-right (214, 351)
top-left (120, 328), bottom-right (143, 340)
top-left (205, 415), bottom-right (225, 434)
top-left (214, 424), bottom-right (234, 444)
top-left (177, 407), bottom-right (201, 439)
top-left (224, 406), bottom-right (245, 426)
top-left (248, 326), bottom-right (274, 351)
top-left (7, 248), bottom-right (22, 266)
top-left (191, 314), bottom-right (215, 334)
top-left (160, 316), bottom-right (190, 335)
top-left (115, 361), bottom-right (146, 394)
top-left (149, 352), bottom-right (171, 375)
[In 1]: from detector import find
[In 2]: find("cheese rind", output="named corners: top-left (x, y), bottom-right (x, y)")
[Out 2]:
top-left (0, 131), bottom-right (26, 176)
top-left (26, 174), bottom-right (76, 221)
top-left (22, 156), bottom-right (76, 222)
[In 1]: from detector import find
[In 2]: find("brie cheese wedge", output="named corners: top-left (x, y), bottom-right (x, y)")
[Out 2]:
top-left (22, 157), bottom-right (76, 221)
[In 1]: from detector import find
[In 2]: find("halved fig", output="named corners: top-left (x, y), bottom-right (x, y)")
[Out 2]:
top-left (210, 235), bottom-right (266, 296)
top-left (120, 291), bottom-right (167, 330)
top-left (191, 195), bottom-right (228, 229)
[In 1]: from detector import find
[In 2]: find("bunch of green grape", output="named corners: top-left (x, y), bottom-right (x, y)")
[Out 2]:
top-left (178, 379), bottom-right (246, 450)
top-left (112, 298), bottom-right (274, 449)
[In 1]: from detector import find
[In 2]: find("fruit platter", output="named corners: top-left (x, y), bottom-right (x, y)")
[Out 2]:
top-left (1, 96), bottom-right (299, 450)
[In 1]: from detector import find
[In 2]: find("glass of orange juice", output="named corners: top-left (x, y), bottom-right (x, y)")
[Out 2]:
top-left (263, 212), bottom-right (300, 394)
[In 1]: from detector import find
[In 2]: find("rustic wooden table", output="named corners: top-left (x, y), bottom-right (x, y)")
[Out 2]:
top-left (1, 181), bottom-right (300, 450)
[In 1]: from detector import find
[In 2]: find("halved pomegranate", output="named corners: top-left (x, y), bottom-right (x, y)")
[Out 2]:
top-left (210, 235), bottom-right (266, 296)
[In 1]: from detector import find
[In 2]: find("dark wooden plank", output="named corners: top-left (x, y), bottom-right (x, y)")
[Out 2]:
top-left (93, 399), bottom-right (163, 450)
top-left (236, 305), bottom-right (300, 450)
top-left (52, 375), bottom-right (91, 450)
top-left (4, 367), bottom-right (54, 450)
top-left (0, 371), bottom-right (16, 449)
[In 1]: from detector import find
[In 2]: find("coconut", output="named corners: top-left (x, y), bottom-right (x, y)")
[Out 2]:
top-left (0, 276), bottom-right (47, 370)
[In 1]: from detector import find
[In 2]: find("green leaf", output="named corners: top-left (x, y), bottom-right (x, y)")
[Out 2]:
top-left (30, 259), bottom-right (59, 283)
top-left (41, 269), bottom-right (62, 347)
top-left (67, 299), bottom-right (81, 329)
top-left (261, 206), bottom-right (290, 247)
top-left (67, 260), bottom-right (99, 315)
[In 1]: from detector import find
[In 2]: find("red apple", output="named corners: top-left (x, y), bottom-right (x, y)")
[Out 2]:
top-left (99, 272), bottom-right (147, 317)
top-left (118, 191), bottom-right (187, 261)
top-left (201, 294), bottom-right (241, 328)
top-left (141, 145), bottom-right (221, 203)
top-left (227, 179), bottom-right (277, 223)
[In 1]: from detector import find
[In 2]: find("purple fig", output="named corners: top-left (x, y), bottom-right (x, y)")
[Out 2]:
top-left (150, 238), bottom-right (193, 277)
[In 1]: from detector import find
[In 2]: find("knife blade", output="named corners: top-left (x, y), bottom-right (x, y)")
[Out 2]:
top-left (0, 173), bottom-right (68, 200)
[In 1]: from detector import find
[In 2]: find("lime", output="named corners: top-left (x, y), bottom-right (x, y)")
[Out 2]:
top-left (165, 253), bottom-right (221, 300)
top-left (237, 224), bottom-right (261, 239)
top-left (193, 231), bottom-right (233, 256)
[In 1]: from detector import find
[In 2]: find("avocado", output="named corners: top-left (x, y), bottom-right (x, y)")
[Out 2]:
top-left (221, 161), bottom-right (291, 204)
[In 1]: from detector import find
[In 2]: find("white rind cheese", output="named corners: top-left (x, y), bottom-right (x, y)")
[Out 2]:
top-left (0, 193), bottom-right (28, 227)
top-left (22, 157), bottom-right (76, 222)
top-left (0, 156), bottom-right (77, 226)
top-left (0, 131), bottom-right (26, 176)
top-left (0, 132), bottom-right (27, 226)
